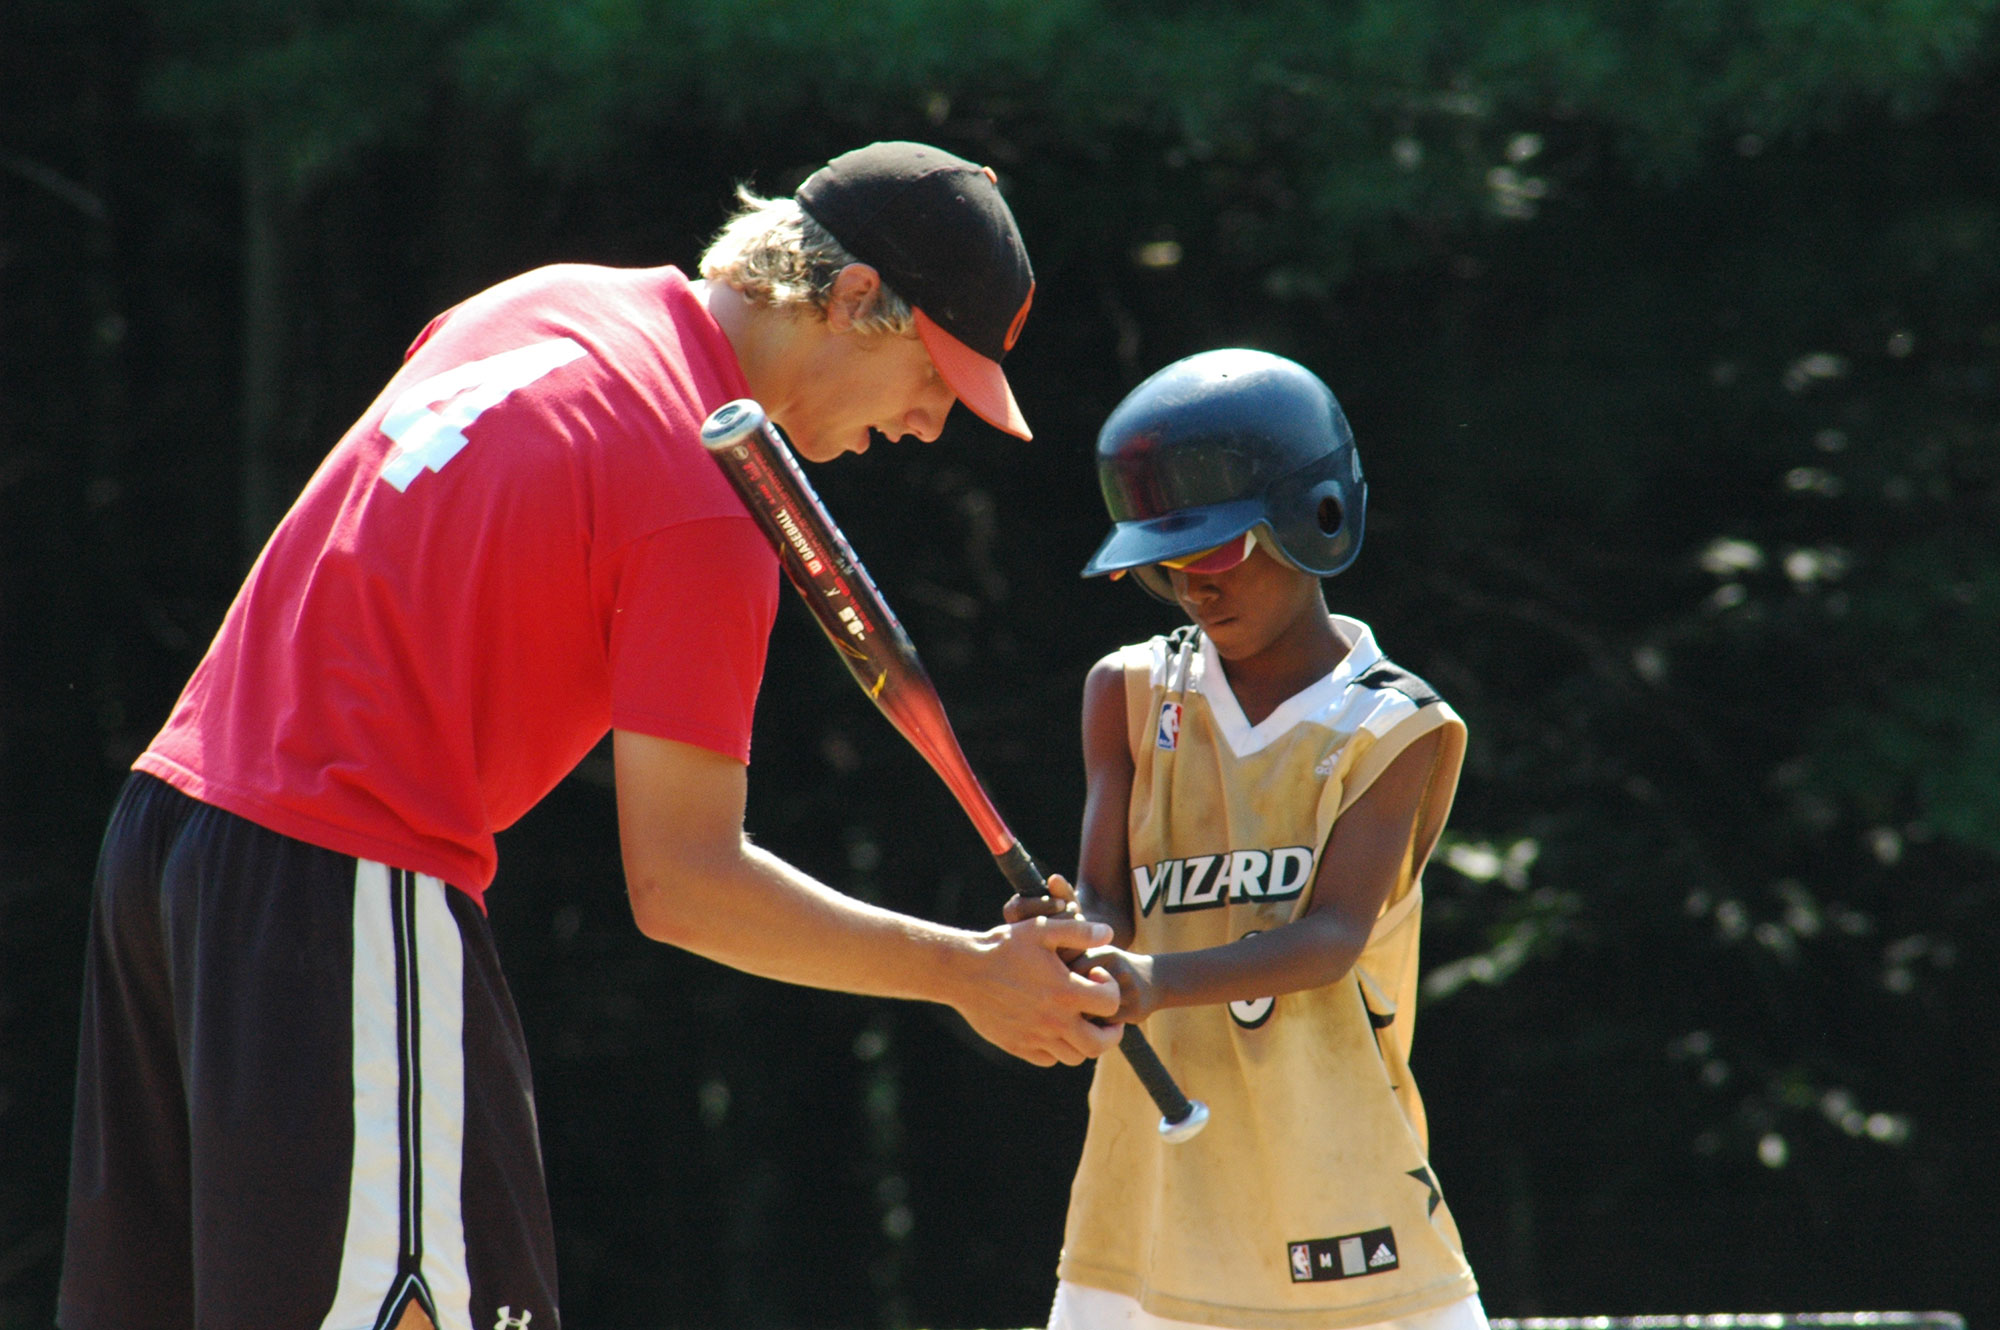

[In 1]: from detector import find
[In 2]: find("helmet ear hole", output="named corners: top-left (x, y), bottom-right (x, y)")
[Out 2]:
top-left (1316, 494), bottom-right (1344, 536)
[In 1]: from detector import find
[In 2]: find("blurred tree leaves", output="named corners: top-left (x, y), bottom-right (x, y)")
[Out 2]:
top-left (140, 0), bottom-right (2000, 264)
top-left (1363, 67), bottom-right (2000, 1310)
top-left (144, 0), bottom-right (473, 186)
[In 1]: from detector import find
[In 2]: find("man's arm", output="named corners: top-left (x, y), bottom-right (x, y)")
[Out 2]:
top-left (612, 728), bottom-right (1123, 1066)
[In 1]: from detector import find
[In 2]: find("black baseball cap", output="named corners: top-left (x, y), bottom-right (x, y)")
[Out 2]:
top-left (797, 141), bottom-right (1036, 440)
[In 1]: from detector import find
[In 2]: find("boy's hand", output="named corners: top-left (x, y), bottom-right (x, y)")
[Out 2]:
top-left (1002, 871), bottom-right (1085, 925)
top-left (1074, 945), bottom-right (1158, 1024)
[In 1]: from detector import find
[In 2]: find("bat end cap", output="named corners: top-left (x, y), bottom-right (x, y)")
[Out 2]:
top-left (1158, 1100), bottom-right (1210, 1144)
top-left (700, 398), bottom-right (769, 451)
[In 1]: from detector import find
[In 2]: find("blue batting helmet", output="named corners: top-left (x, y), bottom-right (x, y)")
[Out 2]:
top-left (1081, 349), bottom-right (1366, 599)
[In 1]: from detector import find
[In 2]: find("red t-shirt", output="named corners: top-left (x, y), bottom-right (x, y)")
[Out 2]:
top-left (137, 265), bottom-right (779, 901)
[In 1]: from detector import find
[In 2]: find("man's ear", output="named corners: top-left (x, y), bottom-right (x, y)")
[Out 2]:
top-left (824, 263), bottom-right (881, 332)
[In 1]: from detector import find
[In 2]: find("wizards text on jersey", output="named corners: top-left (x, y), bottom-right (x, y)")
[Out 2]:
top-left (1133, 846), bottom-right (1314, 915)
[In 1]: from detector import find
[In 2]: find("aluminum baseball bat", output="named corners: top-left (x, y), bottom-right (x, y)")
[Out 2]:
top-left (700, 398), bottom-right (1207, 1142)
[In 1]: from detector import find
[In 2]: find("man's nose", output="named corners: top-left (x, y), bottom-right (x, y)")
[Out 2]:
top-left (905, 385), bottom-right (957, 443)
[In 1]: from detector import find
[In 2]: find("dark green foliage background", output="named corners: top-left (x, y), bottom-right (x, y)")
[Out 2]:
top-left (4, 2), bottom-right (1997, 1326)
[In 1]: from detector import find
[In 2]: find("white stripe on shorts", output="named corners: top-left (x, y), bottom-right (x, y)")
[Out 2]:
top-left (319, 862), bottom-right (473, 1330)
top-left (1048, 1281), bottom-right (1488, 1330)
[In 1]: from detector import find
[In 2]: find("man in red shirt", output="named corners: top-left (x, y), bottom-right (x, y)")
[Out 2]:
top-left (61, 142), bottom-right (1118, 1330)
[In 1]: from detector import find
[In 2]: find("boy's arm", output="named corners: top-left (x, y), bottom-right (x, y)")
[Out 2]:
top-left (1073, 654), bottom-right (1139, 945)
top-left (1087, 727), bottom-right (1444, 1023)
top-left (999, 653), bottom-right (1137, 944)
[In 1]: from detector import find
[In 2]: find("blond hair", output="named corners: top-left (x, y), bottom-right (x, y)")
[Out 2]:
top-left (699, 187), bottom-right (917, 336)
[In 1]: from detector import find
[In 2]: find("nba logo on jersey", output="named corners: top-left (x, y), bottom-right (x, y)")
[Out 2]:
top-left (1156, 701), bottom-right (1183, 750)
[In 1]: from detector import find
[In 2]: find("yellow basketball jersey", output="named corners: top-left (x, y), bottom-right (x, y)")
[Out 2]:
top-left (1056, 617), bottom-right (1476, 1330)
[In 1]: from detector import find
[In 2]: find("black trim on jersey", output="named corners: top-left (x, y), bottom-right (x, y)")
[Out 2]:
top-left (1164, 624), bottom-right (1202, 700)
top-left (1354, 662), bottom-right (1442, 709)
top-left (1359, 977), bottom-right (1397, 1084)
top-left (1407, 1166), bottom-right (1444, 1218)
top-left (1174, 623), bottom-right (1446, 713)
top-left (1356, 976), bottom-right (1396, 1032)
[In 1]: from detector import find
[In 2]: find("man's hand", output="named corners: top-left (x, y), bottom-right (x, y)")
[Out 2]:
top-left (952, 914), bottom-right (1122, 1066)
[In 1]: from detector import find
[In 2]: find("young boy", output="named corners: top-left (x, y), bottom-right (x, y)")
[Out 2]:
top-left (1020, 349), bottom-right (1486, 1330)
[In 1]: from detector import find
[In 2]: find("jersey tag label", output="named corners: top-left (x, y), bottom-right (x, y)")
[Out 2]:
top-left (1156, 701), bottom-right (1183, 750)
top-left (1287, 1227), bottom-right (1398, 1282)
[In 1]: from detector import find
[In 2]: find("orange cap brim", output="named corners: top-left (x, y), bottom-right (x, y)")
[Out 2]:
top-left (915, 309), bottom-right (1031, 440)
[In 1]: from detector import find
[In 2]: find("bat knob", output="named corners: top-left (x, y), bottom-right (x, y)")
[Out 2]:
top-left (700, 398), bottom-right (768, 451)
top-left (1157, 1099), bottom-right (1210, 1144)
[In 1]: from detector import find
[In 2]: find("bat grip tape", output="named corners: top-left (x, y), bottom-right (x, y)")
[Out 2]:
top-left (1120, 1025), bottom-right (1198, 1126)
top-left (989, 845), bottom-right (1201, 1130)
top-left (993, 843), bottom-right (1049, 899)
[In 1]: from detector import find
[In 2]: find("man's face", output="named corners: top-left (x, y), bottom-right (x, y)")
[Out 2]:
top-left (783, 326), bottom-right (958, 463)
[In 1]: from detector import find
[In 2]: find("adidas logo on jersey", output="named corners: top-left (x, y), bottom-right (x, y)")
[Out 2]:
top-left (1133, 847), bottom-right (1314, 916)
top-left (1287, 1227), bottom-right (1399, 1282)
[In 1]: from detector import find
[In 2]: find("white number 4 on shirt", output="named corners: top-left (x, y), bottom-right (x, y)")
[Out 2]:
top-left (378, 337), bottom-right (587, 491)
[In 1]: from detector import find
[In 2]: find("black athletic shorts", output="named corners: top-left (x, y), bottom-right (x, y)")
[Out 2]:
top-left (60, 772), bottom-right (560, 1330)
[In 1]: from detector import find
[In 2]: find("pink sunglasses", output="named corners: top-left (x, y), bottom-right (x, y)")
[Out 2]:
top-left (1112, 529), bottom-right (1260, 580)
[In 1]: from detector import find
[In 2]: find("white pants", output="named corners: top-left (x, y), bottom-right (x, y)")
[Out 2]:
top-left (1049, 1281), bottom-right (1490, 1330)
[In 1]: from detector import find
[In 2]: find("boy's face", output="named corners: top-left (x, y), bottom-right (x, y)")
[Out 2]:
top-left (1167, 543), bottom-right (1325, 661)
